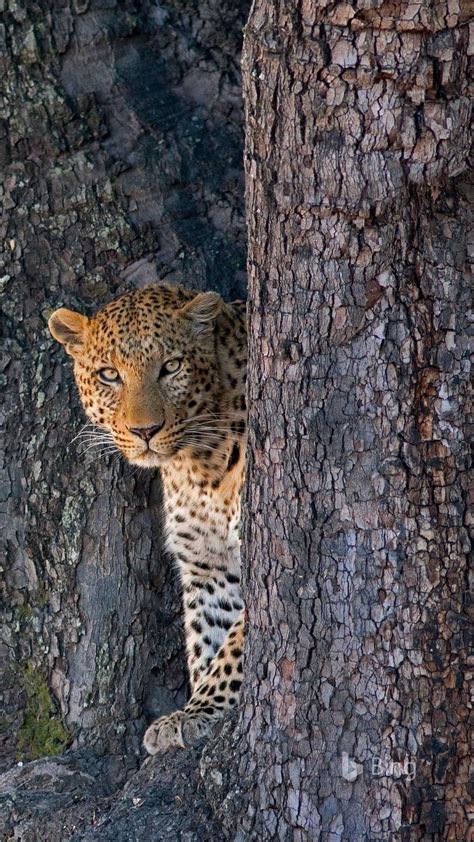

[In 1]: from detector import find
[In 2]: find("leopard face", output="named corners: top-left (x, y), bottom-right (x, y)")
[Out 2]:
top-left (48, 285), bottom-right (225, 468)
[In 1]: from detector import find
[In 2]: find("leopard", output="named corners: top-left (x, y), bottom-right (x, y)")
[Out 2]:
top-left (48, 283), bottom-right (247, 755)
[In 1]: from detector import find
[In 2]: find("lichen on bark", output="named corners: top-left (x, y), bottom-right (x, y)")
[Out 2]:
top-left (16, 664), bottom-right (71, 761)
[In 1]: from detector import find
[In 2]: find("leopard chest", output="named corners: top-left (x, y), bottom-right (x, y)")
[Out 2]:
top-left (162, 470), bottom-right (241, 583)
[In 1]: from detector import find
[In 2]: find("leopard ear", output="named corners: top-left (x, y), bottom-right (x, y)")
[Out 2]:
top-left (178, 291), bottom-right (222, 336)
top-left (48, 308), bottom-right (89, 356)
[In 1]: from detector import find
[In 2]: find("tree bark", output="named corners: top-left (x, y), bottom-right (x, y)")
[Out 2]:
top-left (1, 0), bottom-right (248, 776)
top-left (210, 1), bottom-right (471, 839)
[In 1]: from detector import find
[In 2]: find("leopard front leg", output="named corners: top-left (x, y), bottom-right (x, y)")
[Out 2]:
top-left (143, 613), bottom-right (244, 755)
top-left (181, 566), bottom-right (243, 690)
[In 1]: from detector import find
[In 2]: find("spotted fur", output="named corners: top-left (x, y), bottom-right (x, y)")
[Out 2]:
top-left (49, 284), bottom-right (246, 754)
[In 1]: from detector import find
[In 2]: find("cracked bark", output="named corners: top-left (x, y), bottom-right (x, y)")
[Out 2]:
top-left (204, 2), bottom-right (471, 840)
top-left (0, 0), bottom-right (248, 821)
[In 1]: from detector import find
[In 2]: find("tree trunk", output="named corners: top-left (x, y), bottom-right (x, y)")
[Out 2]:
top-left (212, 2), bottom-right (471, 839)
top-left (1, 0), bottom-right (248, 777)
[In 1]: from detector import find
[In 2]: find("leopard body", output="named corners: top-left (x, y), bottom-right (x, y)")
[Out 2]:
top-left (49, 284), bottom-right (246, 753)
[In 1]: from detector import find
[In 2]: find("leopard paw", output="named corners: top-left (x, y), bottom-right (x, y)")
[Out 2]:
top-left (143, 709), bottom-right (215, 755)
top-left (143, 710), bottom-right (186, 755)
top-left (180, 712), bottom-right (214, 746)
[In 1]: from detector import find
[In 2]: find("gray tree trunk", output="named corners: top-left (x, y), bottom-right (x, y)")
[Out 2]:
top-left (208, 2), bottom-right (471, 839)
top-left (1, 0), bottom-right (247, 780)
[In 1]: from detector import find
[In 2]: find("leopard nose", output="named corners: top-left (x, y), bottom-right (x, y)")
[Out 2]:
top-left (128, 423), bottom-right (163, 443)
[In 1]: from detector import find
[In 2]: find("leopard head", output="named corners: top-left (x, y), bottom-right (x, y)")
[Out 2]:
top-left (49, 285), bottom-right (225, 467)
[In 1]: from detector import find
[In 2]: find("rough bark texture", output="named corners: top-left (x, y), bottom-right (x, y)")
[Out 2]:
top-left (209, 1), bottom-right (471, 839)
top-left (1, 0), bottom-right (248, 819)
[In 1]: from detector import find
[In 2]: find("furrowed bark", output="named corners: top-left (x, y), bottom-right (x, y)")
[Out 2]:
top-left (207, 2), bottom-right (471, 839)
top-left (1, 0), bottom-right (248, 773)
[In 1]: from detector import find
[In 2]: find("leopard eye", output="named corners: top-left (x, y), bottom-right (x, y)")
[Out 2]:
top-left (160, 358), bottom-right (182, 377)
top-left (97, 367), bottom-right (121, 385)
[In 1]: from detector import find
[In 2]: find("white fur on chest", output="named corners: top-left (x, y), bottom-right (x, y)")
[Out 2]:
top-left (163, 478), bottom-right (241, 581)
top-left (160, 455), bottom-right (244, 686)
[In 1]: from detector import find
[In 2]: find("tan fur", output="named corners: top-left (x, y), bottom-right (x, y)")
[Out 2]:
top-left (49, 284), bottom-right (247, 753)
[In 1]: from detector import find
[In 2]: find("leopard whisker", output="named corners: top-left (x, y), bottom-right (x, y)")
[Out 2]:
top-left (184, 427), bottom-right (236, 439)
top-left (182, 433), bottom-right (228, 444)
top-left (183, 422), bottom-right (238, 433)
top-left (70, 422), bottom-right (97, 445)
top-left (72, 427), bottom-right (113, 438)
top-left (71, 432), bottom-right (112, 444)
top-left (177, 436), bottom-right (218, 452)
top-left (75, 437), bottom-right (115, 448)
top-left (172, 413), bottom-right (240, 431)
top-left (78, 441), bottom-right (118, 454)
top-left (83, 448), bottom-right (118, 458)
